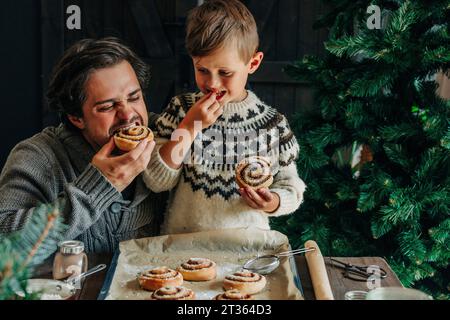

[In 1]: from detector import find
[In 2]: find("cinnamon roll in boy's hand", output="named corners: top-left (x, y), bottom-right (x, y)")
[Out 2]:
top-left (151, 286), bottom-right (195, 300)
top-left (235, 156), bottom-right (273, 190)
top-left (114, 125), bottom-right (154, 152)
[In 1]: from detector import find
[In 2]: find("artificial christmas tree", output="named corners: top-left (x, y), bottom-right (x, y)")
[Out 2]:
top-left (272, 0), bottom-right (450, 299)
top-left (0, 201), bottom-right (66, 299)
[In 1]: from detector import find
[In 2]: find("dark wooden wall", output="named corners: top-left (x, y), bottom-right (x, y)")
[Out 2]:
top-left (0, 0), bottom-right (329, 169)
top-left (41, 0), bottom-right (190, 126)
top-left (246, 0), bottom-right (328, 116)
top-left (0, 0), bottom-right (42, 169)
top-left (41, 0), bottom-right (328, 121)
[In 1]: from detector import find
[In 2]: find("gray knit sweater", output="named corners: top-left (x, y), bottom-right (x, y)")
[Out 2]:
top-left (0, 123), bottom-right (165, 252)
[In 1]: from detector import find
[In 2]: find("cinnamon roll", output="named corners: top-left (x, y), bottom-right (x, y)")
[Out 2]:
top-left (214, 289), bottom-right (254, 300)
top-left (223, 271), bottom-right (266, 295)
top-left (138, 267), bottom-right (183, 291)
top-left (235, 156), bottom-right (273, 190)
top-left (114, 125), bottom-right (154, 152)
top-left (151, 286), bottom-right (195, 300)
top-left (177, 258), bottom-right (217, 281)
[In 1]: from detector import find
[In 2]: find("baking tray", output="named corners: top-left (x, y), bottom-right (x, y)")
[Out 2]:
top-left (97, 229), bottom-right (303, 300)
top-left (98, 251), bottom-right (303, 300)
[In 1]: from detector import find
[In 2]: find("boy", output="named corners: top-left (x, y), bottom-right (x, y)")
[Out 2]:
top-left (143, 0), bottom-right (306, 234)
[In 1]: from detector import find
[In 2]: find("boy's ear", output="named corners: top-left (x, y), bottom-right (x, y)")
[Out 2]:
top-left (248, 51), bottom-right (264, 74)
top-left (67, 114), bottom-right (86, 130)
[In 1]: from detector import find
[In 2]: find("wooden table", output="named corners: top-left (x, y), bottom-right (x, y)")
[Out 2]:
top-left (34, 253), bottom-right (402, 300)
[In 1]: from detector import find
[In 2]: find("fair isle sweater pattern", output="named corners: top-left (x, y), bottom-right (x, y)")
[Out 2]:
top-left (154, 91), bottom-right (299, 201)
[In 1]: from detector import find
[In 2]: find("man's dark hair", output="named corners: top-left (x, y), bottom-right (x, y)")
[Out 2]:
top-left (46, 37), bottom-right (150, 127)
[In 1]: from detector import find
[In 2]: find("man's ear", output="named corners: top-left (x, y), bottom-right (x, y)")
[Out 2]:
top-left (67, 114), bottom-right (85, 130)
top-left (248, 51), bottom-right (264, 74)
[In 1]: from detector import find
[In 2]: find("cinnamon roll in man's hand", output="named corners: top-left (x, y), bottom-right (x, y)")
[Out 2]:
top-left (235, 156), bottom-right (273, 190)
top-left (114, 125), bottom-right (154, 152)
top-left (151, 286), bottom-right (196, 300)
top-left (138, 266), bottom-right (183, 291)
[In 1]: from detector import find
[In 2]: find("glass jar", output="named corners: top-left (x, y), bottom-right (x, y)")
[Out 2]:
top-left (344, 290), bottom-right (368, 300)
top-left (365, 287), bottom-right (433, 300)
top-left (52, 240), bottom-right (88, 280)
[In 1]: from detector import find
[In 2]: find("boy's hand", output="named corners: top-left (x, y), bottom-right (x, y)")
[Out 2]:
top-left (181, 92), bottom-right (223, 131)
top-left (239, 187), bottom-right (280, 213)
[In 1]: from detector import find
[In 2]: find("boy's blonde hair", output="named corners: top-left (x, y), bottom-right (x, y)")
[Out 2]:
top-left (185, 0), bottom-right (259, 64)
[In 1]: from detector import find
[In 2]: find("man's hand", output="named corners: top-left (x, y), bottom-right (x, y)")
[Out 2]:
top-left (91, 137), bottom-right (155, 192)
top-left (239, 187), bottom-right (280, 213)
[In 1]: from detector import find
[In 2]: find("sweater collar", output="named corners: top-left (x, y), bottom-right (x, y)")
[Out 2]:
top-left (222, 90), bottom-right (260, 117)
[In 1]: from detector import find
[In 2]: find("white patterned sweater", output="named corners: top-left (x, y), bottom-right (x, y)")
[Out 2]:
top-left (143, 91), bottom-right (306, 234)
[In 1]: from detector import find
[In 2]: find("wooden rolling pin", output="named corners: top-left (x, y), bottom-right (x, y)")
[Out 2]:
top-left (304, 240), bottom-right (334, 300)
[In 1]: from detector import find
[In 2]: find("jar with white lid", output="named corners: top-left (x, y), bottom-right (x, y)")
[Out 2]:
top-left (52, 240), bottom-right (88, 280)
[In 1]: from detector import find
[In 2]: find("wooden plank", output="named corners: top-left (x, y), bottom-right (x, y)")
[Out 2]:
top-left (155, 0), bottom-right (177, 50)
top-left (103, 0), bottom-right (124, 38)
top-left (250, 61), bottom-right (308, 84)
top-left (175, 0), bottom-right (190, 18)
top-left (128, 0), bottom-right (174, 58)
top-left (296, 256), bottom-right (403, 300)
top-left (143, 58), bottom-right (176, 112)
top-left (295, 86), bottom-right (315, 113)
top-left (326, 257), bottom-right (403, 300)
top-left (246, 0), bottom-right (277, 59)
top-left (276, 0), bottom-right (299, 61)
top-left (81, 0), bottom-right (104, 39)
top-left (1, 0), bottom-right (42, 169)
top-left (123, 0), bottom-right (146, 56)
top-left (147, 80), bottom-right (176, 114)
top-left (317, 1), bottom-right (330, 57)
top-left (274, 84), bottom-right (295, 117)
top-left (41, 0), bottom-right (65, 127)
top-left (298, 0), bottom-right (318, 57)
top-left (175, 0), bottom-right (197, 18)
top-left (155, 0), bottom-right (176, 22)
top-left (173, 1), bottom-right (195, 94)
top-left (176, 54), bottom-right (196, 94)
top-left (251, 83), bottom-right (275, 109)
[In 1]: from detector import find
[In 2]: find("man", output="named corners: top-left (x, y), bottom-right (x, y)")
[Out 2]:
top-left (0, 38), bottom-right (164, 252)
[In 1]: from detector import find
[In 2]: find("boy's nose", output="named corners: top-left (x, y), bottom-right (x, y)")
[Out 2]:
top-left (206, 76), bottom-right (221, 90)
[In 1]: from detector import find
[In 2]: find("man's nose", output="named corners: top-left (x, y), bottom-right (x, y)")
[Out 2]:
top-left (116, 101), bottom-right (135, 121)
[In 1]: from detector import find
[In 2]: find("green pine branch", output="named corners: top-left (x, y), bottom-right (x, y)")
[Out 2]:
top-left (0, 200), bottom-right (67, 300)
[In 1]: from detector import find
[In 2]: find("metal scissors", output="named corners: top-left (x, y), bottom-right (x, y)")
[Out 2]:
top-left (330, 258), bottom-right (388, 282)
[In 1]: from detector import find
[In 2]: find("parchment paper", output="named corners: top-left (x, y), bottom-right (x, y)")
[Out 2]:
top-left (105, 228), bottom-right (303, 300)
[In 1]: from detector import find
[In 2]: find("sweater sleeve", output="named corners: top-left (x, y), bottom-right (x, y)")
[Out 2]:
top-left (0, 141), bottom-right (122, 241)
top-left (143, 96), bottom-right (185, 192)
top-left (267, 114), bottom-right (306, 217)
top-left (269, 162), bottom-right (306, 217)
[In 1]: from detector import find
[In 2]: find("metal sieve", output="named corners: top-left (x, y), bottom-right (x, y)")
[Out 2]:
top-left (243, 247), bottom-right (315, 275)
